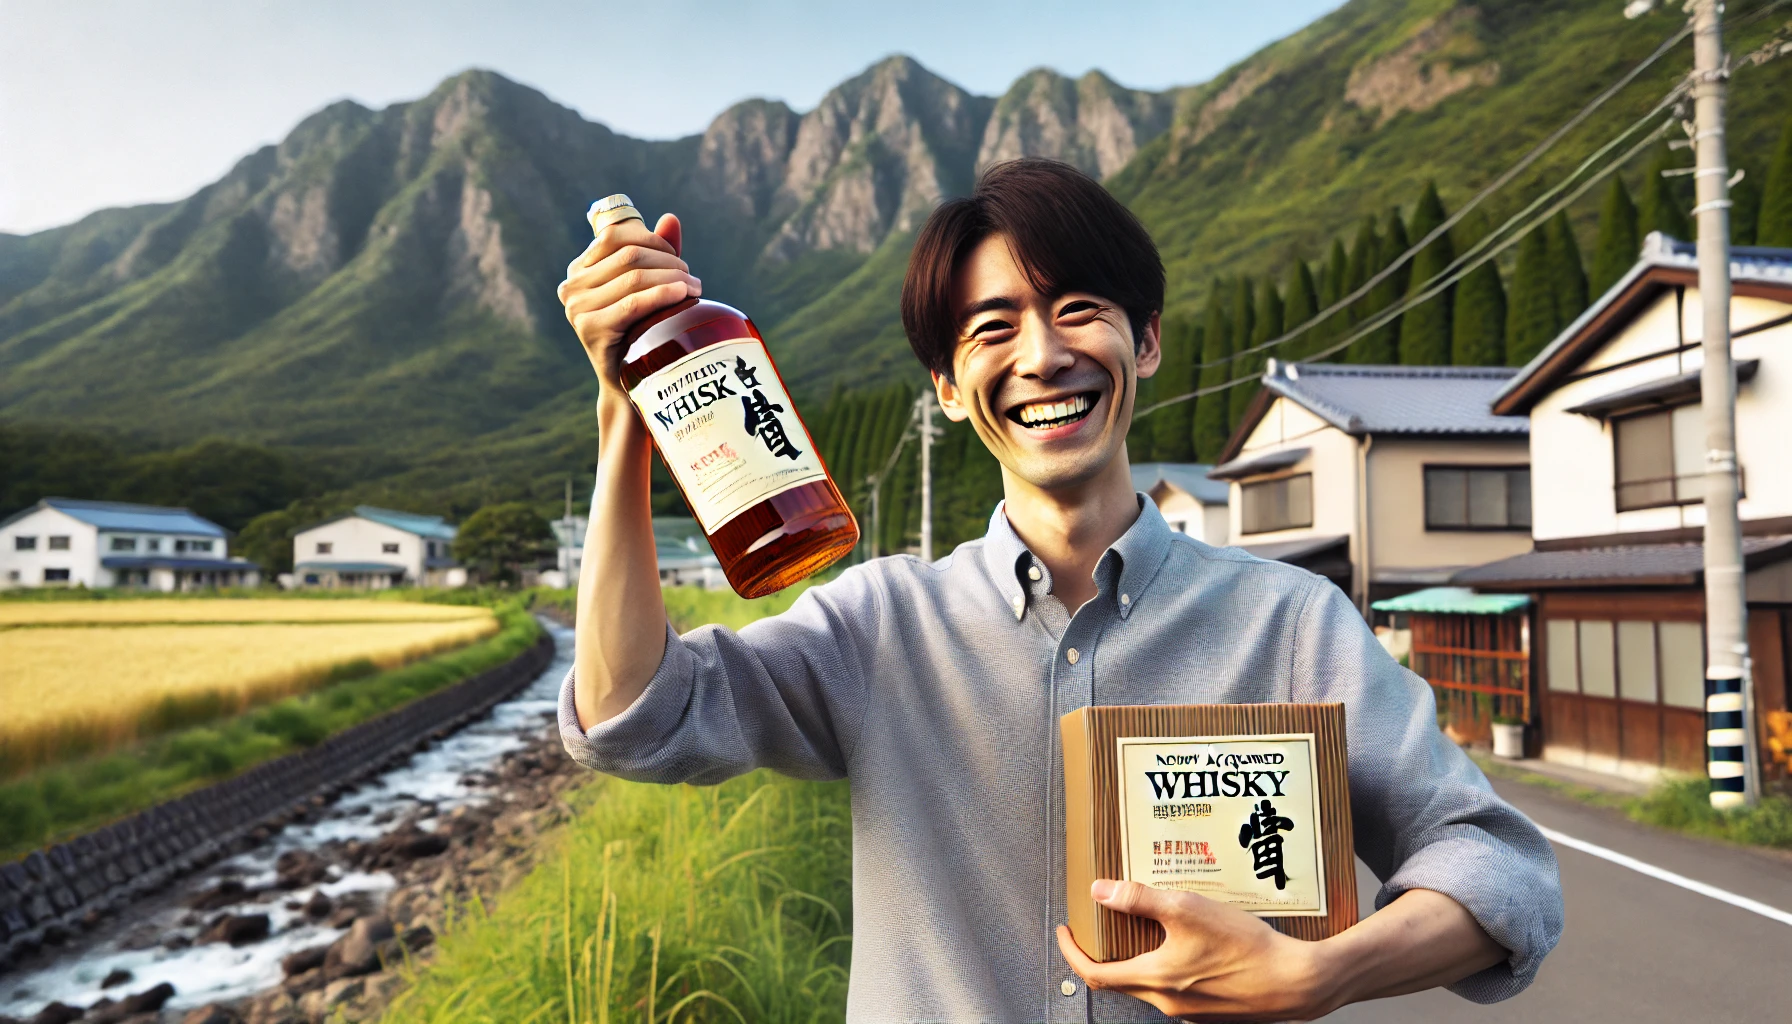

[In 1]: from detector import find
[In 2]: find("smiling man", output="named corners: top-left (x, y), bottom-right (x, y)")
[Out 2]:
top-left (556, 159), bottom-right (1563, 1022)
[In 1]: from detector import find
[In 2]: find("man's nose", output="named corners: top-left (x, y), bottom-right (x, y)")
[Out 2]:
top-left (1012, 320), bottom-right (1076, 380)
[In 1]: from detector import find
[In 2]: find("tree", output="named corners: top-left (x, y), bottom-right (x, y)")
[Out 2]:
top-left (237, 499), bottom-right (349, 578)
top-left (1226, 277), bottom-right (1257, 429)
top-left (1311, 239), bottom-right (1350, 359)
top-left (1546, 210), bottom-right (1589, 329)
top-left (1452, 212), bottom-right (1507, 366)
top-left (1731, 163), bottom-right (1760, 248)
top-left (1760, 109), bottom-right (1792, 246)
top-left (1590, 177), bottom-right (1641, 297)
top-left (1231, 279), bottom-right (1284, 427)
top-left (453, 502), bottom-right (554, 585)
top-left (1350, 210), bottom-right (1406, 364)
top-left (1283, 259), bottom-right (1320, 362)
top-left (1399, 182), bottom-right (1454, 365)
top-left (1149, 315), bottom-right (1196, 462)
top-left (1506, 224), bottom-right (1557, 366)
top-left (1638, 144), bottom-right (1692, 241)
top-left (1193, 282), bottom-right (1233, 461)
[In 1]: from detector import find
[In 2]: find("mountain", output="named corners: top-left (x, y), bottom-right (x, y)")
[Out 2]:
top-left (3, 0), bottom-right (1790, 512)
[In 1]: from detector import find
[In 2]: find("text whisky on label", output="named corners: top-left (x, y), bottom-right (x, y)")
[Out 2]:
top-left (591, 195), bottom-right (860, 598)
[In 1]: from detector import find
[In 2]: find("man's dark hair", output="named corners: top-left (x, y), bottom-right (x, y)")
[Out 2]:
top-left (900, 158), bottom-right (1165, 378)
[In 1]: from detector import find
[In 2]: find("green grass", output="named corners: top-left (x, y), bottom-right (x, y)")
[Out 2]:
top-left (1474, 754), bottom-right (1792, 851)
top-left (534, 583), bottom-right (813, 635)
top-left (0, 597), bottom-right (542, 860)
top-left (382, 771), bottom-right (853, 1024)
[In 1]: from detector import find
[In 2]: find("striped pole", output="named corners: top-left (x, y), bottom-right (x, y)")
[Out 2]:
top-left (1707, 663), bottom-right (1748, 810)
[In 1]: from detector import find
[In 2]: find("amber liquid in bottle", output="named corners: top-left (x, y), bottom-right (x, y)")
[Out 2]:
top-left (619, 296), bottom-right (859, 598)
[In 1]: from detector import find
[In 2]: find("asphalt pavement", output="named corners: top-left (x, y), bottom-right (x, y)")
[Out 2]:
top-left (1326, 775), bottom-right (1792, 1023)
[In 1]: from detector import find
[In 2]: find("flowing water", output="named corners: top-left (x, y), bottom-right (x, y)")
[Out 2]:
top-left (0, 620), bottom-right (571, 1018)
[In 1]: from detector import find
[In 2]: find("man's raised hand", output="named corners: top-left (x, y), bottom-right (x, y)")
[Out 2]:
top-left (556, 212), bottom-right (699, 391)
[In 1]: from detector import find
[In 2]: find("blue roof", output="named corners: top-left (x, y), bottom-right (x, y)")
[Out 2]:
top-left (15, 498), bottom-right (227, 537)
top-left (1131, 463), bottom-right (1230, 505)
top-left (1371, 587), bottom-right (1530, 615)
top-left (103, 555), bottom-right (259, 572)
top-left (352, 505), bottom-right (457, 540)
top-left (295, 560), bottom-right (408, 574)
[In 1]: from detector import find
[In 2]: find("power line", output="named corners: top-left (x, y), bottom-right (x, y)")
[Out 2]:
top-left (1182, 17), bottom-right (1698, 374)
top-left (1138, 115), bottom-right (1676, 418)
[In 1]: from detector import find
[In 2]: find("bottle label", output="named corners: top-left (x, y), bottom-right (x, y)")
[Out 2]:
top-left (629, 337), bottom-right (829, 532)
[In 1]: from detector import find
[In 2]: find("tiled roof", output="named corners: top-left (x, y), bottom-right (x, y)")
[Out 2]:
top-left (0, 498), bottom-right (227, 537)
top-left (295, 561), bottom-right (408, 574)
top-left (1495, 233), bottom-right (1792, 410)
top-left (1261, 362), bottom-right (1528, 437)
top-left (1130, 463), bottom-right (1229, 505)
top-left (353, 505), bottom-right (457, 540)
top-left (102, 556), bottom-right (259, 572)
top-left (1452, 535), bottom-right (1792, 590)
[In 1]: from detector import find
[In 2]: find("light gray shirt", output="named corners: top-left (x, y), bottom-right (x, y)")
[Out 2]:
top-left (559, 496), bottom-right (1563, 1023)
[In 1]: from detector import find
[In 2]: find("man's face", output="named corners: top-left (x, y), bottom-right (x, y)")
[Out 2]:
top-left (935, 233), bottom-right (1160, 492)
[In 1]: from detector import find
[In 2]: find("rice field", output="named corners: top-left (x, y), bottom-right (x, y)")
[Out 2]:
top-left (0, 600), bottom-right (498, 777)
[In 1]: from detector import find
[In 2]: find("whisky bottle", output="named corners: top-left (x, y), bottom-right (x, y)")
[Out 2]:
top-left (591, 195), bottom-right (860, 598)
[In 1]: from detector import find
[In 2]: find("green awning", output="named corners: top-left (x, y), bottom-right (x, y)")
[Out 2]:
top-left (1371, 587), bottom-right (1530, 615)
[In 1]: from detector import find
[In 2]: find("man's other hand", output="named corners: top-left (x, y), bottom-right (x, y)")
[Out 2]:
top-left (1056, 879), bottom-right (1326, 1021)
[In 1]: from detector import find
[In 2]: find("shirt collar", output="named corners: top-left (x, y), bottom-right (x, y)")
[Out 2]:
top-left (980, 491), bottom-right (1175, 622)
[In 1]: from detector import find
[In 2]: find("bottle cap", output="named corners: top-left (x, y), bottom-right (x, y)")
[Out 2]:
top-left (588, 194), bottom-right (644, 235)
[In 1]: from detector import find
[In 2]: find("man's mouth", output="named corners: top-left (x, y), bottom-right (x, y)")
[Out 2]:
top-left (1008, 391), bottom-right (1098, 430)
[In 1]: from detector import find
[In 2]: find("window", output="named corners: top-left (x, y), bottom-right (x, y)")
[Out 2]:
top-left (14, 536), bottom-right (35, 551)
top-left (147, 538), bottom-right (161, 552)
top-left (1424, 467), bottom-right (1531, 530)
top-left (1546, 617), bottom-right (1705, 707)
top-left (110, 537), bottom-right (137, 552)
top-left (1614, 405), bottom-right (1725, 511)
top-left (382, 542), bottom-right (400, 554)
top-left (48, 536), bottom-right (70, 551)
top-left (43, 568), bottom-right (70, 582)
top-left (426, 542), bottom-right (437, 558)
top-left (175, 539), bottom-right (214, 553)
top-left (316, 542), bottom-right (333, 555)
top-left (1241, 474), bottom-right (1313, 535)
top-left (303, 574), bottom-right (320, 585)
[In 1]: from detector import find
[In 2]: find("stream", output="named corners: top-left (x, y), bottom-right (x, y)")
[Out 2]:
top-left (0, 620), bottom-right (571, 1019)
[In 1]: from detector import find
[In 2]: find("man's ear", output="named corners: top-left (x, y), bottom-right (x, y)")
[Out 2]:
top-left (934, 370), bottom-right (971, 422)
top-left (1134, 311), bottom-right (1163, 379)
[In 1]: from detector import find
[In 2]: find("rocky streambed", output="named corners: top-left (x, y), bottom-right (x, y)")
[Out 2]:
top-left (2, 620), bottom-right (589, 1024)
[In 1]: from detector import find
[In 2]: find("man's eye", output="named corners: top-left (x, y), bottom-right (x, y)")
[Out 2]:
top-left (1059, 301), bottom-right (1101, 319)
top-left (969, 318), bottom-right (1013, 338)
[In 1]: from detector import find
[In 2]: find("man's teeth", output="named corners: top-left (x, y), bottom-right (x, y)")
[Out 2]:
top-left (1017, 394), bottom-right (1093, 426)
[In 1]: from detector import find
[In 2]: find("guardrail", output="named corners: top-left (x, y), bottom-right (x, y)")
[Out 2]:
top-left (0, 630), bottom-right (556, 969)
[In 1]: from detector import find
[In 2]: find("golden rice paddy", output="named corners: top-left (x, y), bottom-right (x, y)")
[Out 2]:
top-left (0, 600), bottom-right (498, 776)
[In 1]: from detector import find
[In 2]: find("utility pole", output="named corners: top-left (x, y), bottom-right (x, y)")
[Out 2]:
top-left (867, 472), bottom-right (881, 561)
top-left (1688, 0), bottom-right (1756, 809)
top-left (918, 389), bottom-right (936, 563)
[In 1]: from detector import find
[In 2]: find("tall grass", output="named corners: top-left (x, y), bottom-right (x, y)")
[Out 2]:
top-left (0, 609), bottom-right (498, 779)
top-left (383, 772), bottom-right (852, 1024)
top-left (0, 601), bottom-right (541, 859)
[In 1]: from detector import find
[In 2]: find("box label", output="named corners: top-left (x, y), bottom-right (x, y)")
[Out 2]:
top-left (1115, 733), bottom-right (1327, 915)
top-left (629, 337), bottom-right (828, 531)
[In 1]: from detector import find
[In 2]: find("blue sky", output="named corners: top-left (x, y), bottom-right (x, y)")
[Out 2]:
top-left (0, 1), bottom-right (1342, 234)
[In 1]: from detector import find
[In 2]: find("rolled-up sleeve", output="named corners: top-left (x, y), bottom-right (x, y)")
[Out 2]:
top-left (558, 566), bottom-right (877, 786)
top-left (1291, 580), bottom-right (1563, 1003)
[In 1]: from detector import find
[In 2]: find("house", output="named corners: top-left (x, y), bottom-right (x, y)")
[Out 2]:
top-left (1208, 361), bottom-right (1534, 615)
top-left (1455, 234), bottom-right (1792, 783)
top-left (0, 497), bottom-right (259, 591)
top-left (546, 514), bottom-right (586, 589)
top-left (292, 505), bottom-right (461, 589)
top-left (1130, 463), bottom-right (1230, 545)
top-left (528, 514), bottom-right (725, 590)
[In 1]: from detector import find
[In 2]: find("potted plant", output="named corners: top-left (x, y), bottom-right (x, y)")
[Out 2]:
top-left (1491, 715), bottom-right (1526, 759)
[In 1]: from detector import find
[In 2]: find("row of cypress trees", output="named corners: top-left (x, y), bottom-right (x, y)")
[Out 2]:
top-left (795, 113), bottom-right (1792, 552)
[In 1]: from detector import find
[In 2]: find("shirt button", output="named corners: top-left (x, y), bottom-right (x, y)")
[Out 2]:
top-left (1060, 978), bottom-right (1078, 997)
top-left (1066, 648), bottom-right (1080, 665)
top-left (1028, 566), bottom-right (1042, 581)
top-left (1120, 593), bottom-right (1131, 606)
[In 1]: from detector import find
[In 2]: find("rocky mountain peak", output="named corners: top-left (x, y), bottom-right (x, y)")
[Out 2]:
top-left (977, 67), bottom-right (1176, 179)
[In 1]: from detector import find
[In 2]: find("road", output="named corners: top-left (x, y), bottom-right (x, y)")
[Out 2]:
top-left (1327, 776), bottom-right (1792, 1023)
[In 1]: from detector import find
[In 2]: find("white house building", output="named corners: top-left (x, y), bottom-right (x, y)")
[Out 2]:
top-left (1456, 234), bottom-right (1792, 783)
top-left (1130, 463), bottom-right (1230, 545)
top-left (0, 498), bottom-right (259, 591)
top-left (292, 505), bottom-right (461, 588)
top-left (1209, 361), bottom-right (1535, 615)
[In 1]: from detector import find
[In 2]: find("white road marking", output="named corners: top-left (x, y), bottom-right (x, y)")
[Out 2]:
top-left (1539, 825), bottom-right (1792, 928)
